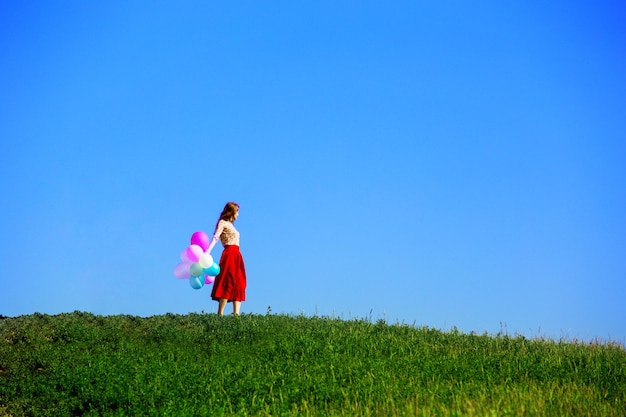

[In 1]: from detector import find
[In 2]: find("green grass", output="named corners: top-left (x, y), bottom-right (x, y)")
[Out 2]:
top-left (1, 312), bottom-right (624, 416)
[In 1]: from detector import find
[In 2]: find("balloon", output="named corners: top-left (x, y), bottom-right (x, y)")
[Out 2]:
top-left (189, 262), bottom-right (203, 277)
top-left (190, 231), bottom-right (210, 252)
top-left (180, 249), bottom-right (190, 262)
top-left (190, 275), bottom-right (204, 289)
top-left (204, 275), bottom-right (215, 285)
top-left (204, 262), bottom-right (220, 276)
top-left (173, 262), bottom-right (192, 279)
top-left (186, 244), bottom-right (203, 262)
top-left (199, 252), bottom-right (213, 268)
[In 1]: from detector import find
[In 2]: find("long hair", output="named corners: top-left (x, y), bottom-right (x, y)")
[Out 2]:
top-left (215, 202), bottom-right (240, 229)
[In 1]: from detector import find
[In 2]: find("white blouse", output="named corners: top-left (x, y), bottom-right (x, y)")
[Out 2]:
top-left (212, 220), bottom-right (240, 247)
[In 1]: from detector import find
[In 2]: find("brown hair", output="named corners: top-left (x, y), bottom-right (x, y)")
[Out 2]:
top-left (215, 202), bottom-right (240, 229)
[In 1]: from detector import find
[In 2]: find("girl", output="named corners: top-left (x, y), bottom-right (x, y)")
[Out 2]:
top-left (207, 202), bottom-right (247, 316)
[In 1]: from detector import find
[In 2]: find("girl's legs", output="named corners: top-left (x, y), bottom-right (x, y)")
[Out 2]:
top-left (217, 298), bottom-right (228, 316)
top-left (233, 301), bottom-right (241, 316)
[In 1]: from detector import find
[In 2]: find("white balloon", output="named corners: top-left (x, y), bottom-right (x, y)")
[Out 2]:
top-left (199, 252), bottom-right (214, 268)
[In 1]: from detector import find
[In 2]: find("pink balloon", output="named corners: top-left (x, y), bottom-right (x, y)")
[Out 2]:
top-left (190, 231), bottom-right (210, 252)
top-left (180, 249), bottom-right (190, 262)
top-left (173, 262), bottom-right (192, 279)
top-left (186, 244), bottom-right (203, 262)
top-left (204, 275), bottom-right (215, 285)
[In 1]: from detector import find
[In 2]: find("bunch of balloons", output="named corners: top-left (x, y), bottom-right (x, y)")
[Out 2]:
top-left (173, 231), bottom-right (220, 290)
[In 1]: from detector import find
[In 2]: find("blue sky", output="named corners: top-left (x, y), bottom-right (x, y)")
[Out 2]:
top-left (1, 1), bottom-right (625, 343)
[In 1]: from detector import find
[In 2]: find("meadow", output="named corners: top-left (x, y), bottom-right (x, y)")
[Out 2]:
top-left (0, 312), bottom-right (624, 416)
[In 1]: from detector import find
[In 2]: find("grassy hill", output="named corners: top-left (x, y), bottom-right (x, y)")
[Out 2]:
top-left (1, 312), bottom-right (624, 416)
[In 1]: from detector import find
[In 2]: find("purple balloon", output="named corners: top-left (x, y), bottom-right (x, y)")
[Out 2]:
top-left (173, 262), bottom-right (192, 279)
top-left (190, 231), bottom-right (210, 252)
top-left (204, 274), bottom-right (215, 285)
top-left (180, 249), bottom-right (190, 262)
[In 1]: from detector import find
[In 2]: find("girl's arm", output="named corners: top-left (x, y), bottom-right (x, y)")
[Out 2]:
top-left (207, 235), bottom-right (219, 253)
top-left (206, 220), bottom-right (225, 253)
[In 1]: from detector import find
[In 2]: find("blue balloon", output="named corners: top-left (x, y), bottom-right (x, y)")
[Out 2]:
top-left (190, 275), bottom-right (204, 290)
top-left (204, 262), bottom-right (220, 276)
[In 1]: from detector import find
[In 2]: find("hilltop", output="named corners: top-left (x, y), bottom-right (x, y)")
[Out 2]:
top-left (1, 312), bottom-right (624, 416)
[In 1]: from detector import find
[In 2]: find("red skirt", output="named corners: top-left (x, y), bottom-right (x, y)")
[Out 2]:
top-left (211, 245), bottom-right (246, 302)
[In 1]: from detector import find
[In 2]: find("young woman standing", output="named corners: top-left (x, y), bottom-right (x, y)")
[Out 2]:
top-left (207, 202), bottom-right (247, 316)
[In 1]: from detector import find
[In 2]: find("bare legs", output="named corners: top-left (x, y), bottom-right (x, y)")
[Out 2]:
top-left (217, 298), bottom-right (228, 316)
top-left (217, 298), bottom-right (241, 316)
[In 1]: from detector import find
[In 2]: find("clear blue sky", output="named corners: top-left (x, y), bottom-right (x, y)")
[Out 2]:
top-left (2, 1), bottom-right (625, 343)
